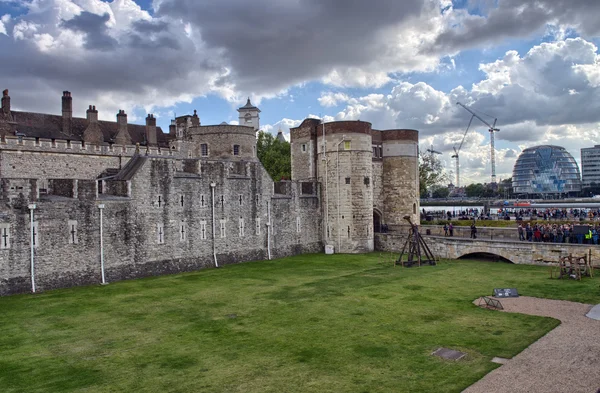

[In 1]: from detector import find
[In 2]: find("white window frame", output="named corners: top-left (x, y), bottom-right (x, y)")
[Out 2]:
top-left (220, 219), bottom-right (226, 238)
top-left (180, 220), bottom-right (186, 242)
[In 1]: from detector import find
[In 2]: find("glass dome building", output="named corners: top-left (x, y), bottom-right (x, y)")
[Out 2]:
top-left (512, 145), bottom-right (581, 196)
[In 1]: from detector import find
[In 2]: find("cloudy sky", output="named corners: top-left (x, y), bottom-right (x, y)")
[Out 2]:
top-left (1, 0), bottom-right (600, 185)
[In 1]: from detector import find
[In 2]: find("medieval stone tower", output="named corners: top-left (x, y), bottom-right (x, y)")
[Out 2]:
top-left (237, 98), bottom-right (261, 130)
top-left (290, 120), bottom-right (419, 254)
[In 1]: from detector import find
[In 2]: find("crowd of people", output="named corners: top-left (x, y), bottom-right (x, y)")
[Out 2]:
top-left (499, 208), bottom-right (600, 221)
top-left (517, 223), bottom-right (600, 244)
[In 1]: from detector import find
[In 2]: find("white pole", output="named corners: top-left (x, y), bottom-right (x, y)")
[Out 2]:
top-left (323, 119), bottom-right (328, 245)
top-left (210, 183), bottom-right (219, 267)
top-left (28, 204), bottom-right (36, 293)
top-left (336, 136), bottom-right (346, 253)
top-left (267, 200), bottom-right (272, 260)
top-left (98, 204), bottom-right (106, 284)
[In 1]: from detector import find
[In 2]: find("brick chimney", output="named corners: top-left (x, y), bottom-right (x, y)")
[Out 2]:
top-left (145, 114), bottom-right (157, 146)
top-left (86, 105), bottom-right (98, 122)
top-left (2, 89), bottom-right (10, 114)
top-left (191, 109), bottom-right (200, 126)
top-left (62, 91), bottom-right (72, 136)
top-left (83, 105), bottom-right (104, 144)
top-left (114, 110), bottom-right (132, 145)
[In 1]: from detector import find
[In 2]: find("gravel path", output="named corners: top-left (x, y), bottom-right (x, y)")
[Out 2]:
top-left (464, 297), bottom-right (600, 393)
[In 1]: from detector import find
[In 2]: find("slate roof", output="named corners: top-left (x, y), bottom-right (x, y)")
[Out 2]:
top-left (9, 111), bottom-right (170, 147)
top-left (238, 98), bottom-right (260, 111)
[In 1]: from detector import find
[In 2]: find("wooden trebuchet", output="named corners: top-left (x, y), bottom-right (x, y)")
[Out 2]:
top-left (395, 215), bottom-right (436, 267)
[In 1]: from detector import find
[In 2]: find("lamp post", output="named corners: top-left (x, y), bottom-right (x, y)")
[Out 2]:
top-left (28, 203), bottom-right (36, 293)
top-left (98, 204), bottom-right (106, 284)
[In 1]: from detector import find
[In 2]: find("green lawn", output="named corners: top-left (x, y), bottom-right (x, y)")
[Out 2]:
top-left (1, 254), bottom-right (599, 393)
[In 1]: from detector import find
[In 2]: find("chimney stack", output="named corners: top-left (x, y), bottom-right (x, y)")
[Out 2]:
top-left (191, 109), bottom-right (200, 126)
top-left (62, 91), bottom-right (72, 135)
top-left (2, 89), bottom-right (10, 114)
top-left (86, 105), bottom-right (98, 123)
top-left (83, 105), bottom-right (104, 144)
top-left (145, 114), bottom-right (157, 146)
top-left (114, 110), bottom-right (132, 145)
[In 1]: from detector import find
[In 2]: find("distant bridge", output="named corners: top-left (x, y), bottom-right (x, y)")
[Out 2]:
top-left (375, 234), bottom-right (600, 265)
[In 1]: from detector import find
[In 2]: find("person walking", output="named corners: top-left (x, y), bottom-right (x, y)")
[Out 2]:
top-left (518, 224), bottom-right (525, 241)
top-left (443, 223), bottom-right (448, 237)
top-left (470, 222), bottom-right (477, 239)
top-left (448, 223), bottom-right (454, 237)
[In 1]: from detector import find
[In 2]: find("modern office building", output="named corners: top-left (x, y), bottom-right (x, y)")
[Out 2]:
top-left (580, 145), bottom-right (600, 188)
top-left (512, 145), bottom-right (581, 196)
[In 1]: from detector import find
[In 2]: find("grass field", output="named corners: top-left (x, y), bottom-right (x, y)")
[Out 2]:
top-left (1, 254), bottom-right (599, 393)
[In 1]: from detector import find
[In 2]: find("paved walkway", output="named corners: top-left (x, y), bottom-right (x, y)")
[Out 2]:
top-left (464, 297), bottom-right (600, 393)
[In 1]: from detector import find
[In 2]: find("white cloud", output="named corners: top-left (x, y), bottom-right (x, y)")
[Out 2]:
top-left (318, 92), bottom-right (351, 107)
top-left (0, 14), bottom-right (10, 35)
top-left (285, 37), bottom-right (600, 183)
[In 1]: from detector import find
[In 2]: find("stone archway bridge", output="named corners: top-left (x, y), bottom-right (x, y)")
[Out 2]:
top-left (375, 234), bottom-right (600, 265)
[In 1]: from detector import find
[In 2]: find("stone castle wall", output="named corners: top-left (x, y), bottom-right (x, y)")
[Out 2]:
top-left (0, 156), bottom-right (322, 295)
top-left (0, 135), bottom-right (178, 185)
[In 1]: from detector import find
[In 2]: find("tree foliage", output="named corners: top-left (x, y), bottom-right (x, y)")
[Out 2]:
top-left (464, 183), bottom-right (497, 198)
top-left (256, 131), bottom-right (291, 181)
top-left (419, 151), bottom-right (449, 197)
top-left (431, 185), bottom-right (450, 199)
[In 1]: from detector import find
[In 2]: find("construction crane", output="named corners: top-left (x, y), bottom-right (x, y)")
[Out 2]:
top-left (456, 102), bottom-right (500, 184)
top-left (426, 145), bottom-right (442, 156)
top-left (451, 115), bottom-right (474, 188)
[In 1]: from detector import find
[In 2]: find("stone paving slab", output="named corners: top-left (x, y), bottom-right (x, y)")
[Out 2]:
top-left (586, 304), bottom-right (600, 321)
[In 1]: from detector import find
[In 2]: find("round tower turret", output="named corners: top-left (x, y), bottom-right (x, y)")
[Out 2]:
top-left (381, 129), bottom-right (419, 225)
top-left (317, 121), bottom-right (374, 253)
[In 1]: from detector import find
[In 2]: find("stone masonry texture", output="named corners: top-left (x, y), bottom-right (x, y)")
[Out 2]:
top-left (0, 92), bottom-right (418, 295)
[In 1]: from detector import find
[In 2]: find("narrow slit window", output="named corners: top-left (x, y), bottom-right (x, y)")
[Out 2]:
top-left (239, 218), bottom-right (245, 237)
top-left (200, 221), bottom-right (207, 240)
top-left (0, 224), bottom-right (11, 249)
top-left (68, 220), bottom-right (78, 244)
top-left (180, 221), bottom-right (186, 241)
top-left (157, 223), bottom-right (164, 244)
top-left (220, 219), bottom-right (226, 238)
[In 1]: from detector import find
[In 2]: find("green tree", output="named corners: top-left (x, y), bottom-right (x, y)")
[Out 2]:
top-left (419, 151), bottom-right (449, 197)
top-left (465, 183), bottom-right (485, 197)
top-left (498, 177), bottom-right (513, 199)
top-left (256, 131), bottom-right (291, 181)
top-left (431, 185), bottom-right (450, 199)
